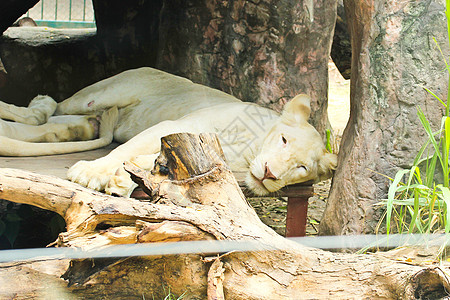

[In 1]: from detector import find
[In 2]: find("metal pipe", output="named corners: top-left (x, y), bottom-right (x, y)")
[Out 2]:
top-left (55, 0), bottom-right (58, 20)
top-left (69, 0), bottom-right (72, 21)
top-left (40, 0), bottom-right (44, 20)
top-left (83, 0), bottom-right (86, 21)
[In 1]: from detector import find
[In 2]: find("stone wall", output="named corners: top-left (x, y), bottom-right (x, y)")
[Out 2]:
top-left (0, 27), bottom-right (101, 106)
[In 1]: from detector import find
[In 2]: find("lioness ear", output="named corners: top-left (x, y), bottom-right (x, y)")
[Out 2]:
top-left (281, 94), bottom-right (311, 125)
top-left (318, 151), bottom-right (338, 181)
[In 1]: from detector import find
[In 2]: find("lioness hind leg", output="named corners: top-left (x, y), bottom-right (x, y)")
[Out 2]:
top-left (47, 115), bottom-right (100, 142)
top-left (0, 95), bottom-right (57, 125)
top-left (0, 115), bottom-right (99, 142)
top-left (0, 107), bottom-right (118, 156)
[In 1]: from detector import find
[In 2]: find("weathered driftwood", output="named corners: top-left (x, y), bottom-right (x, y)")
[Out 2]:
top-left (0, 133), bottom-right (450, 299)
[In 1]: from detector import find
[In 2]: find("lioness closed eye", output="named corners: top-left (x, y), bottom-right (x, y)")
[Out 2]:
top-left (0, 67), bottom-right (337, 197)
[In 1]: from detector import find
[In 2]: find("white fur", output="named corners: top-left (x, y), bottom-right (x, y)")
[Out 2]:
top-left (0, 67), bottom-right (337, 196)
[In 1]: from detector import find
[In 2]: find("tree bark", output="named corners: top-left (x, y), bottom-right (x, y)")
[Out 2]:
top-left (321, 0), bottom-right (450, 235)
top-left (156, 0), bottom-right (337, 137)
top-left (0, 133), bottom-right (449, 299)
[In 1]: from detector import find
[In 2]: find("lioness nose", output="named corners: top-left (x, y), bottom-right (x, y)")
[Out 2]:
top-left (262, 163), bottom-right (277, 181)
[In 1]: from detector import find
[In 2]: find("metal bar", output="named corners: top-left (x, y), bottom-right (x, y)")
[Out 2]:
top-left (1, 234), bottom-right (449, 263)
top-left (83, 0), bottom-right (86, 21)
top-left (34, 20), bottom-right (96, 28)
top-left (69, 0), bottom-right (72, 21)
top-left (55, 0), bottom-right (58, 20)
top-left (41, 0), bottom-right (44, 20)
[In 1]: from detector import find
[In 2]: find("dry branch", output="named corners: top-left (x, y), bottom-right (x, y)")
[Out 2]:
top-left (0, 133), bottom-right (449, 299)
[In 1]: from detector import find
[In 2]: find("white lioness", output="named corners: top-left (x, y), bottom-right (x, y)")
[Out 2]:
top-left (0, 67), bottom-right (337, 196)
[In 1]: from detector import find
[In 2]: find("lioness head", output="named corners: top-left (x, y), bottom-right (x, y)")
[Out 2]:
top-left (246, 94), bottom-right (338, 195)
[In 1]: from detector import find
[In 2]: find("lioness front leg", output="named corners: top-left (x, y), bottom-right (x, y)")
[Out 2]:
top-left (105, 153), bottom-right (159, 196)
top-left (68, 120), bottom-right (184, 196)
top-left (68, 148), bottom-right (160, 197)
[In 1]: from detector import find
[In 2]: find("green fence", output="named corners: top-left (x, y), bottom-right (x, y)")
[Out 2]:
top-left (25, 0), bottom-right (95, 28)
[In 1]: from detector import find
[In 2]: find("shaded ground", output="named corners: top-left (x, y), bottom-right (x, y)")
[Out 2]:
top-left (249, 60), bottom-right (349, 236)
top-left (249, 180), bottom-right (331, 236)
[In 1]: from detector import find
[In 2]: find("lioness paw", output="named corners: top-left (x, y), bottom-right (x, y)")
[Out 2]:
top-left (67, 158), bottom-right (121, 192)
top-left (105, 167), bottom-right (137, 197)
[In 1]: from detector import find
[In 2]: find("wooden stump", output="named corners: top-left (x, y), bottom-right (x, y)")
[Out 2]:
top-left (0, 133), bottom-right (449, 299)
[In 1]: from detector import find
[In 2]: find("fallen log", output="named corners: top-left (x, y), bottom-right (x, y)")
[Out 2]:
top-left (0, 133), bottom-right (449, 299)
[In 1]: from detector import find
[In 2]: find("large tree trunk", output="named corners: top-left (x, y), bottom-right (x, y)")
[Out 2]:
top-left (321, 0), bottom-right (449, 235)
top-left (156, 0), bottom-right (337, 137)
top-left (0, 133), bottom-right (449, 299)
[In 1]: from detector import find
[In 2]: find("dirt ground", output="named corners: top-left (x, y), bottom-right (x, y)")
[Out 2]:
top-left (248, 179), bottom-right (332, 236)
top-left (249, 61), bottom-right (350, 236)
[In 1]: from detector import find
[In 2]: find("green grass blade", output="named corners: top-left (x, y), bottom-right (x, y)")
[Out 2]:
top-left (438, 185), bottom-right (450, 233)
top-left (425, 153), bottom-right (439, 188)
top-left (445, 117), bottom-right (450, 152)
top-left (386, 169), bottom-right (410, 235)
top-left (447, 0), bottom-right (450, 71)
top-left (404, 166), bottom-right (418, 196)
top-left (442, 116), bottom-right (450, 187)
top-left (412, 140), bottom-right (432, 167)
top-left (414, 166), bottom-right (423, 185)
top-left (408, 190), bottom-right (423, 233)
top-left (417, 107), bottom-right (444, 166)
top-left (396, 184), bottom-right (430, 193)
top-left (421, 85), bottom-right (448, 107)
top-left (325, 129), bottom-right (332, 153)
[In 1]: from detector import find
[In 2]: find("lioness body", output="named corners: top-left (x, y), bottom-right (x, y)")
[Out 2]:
top-left (56, 68), bottom-right (242, 143)
top-left (0, 67), bottom-right (337, 196)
